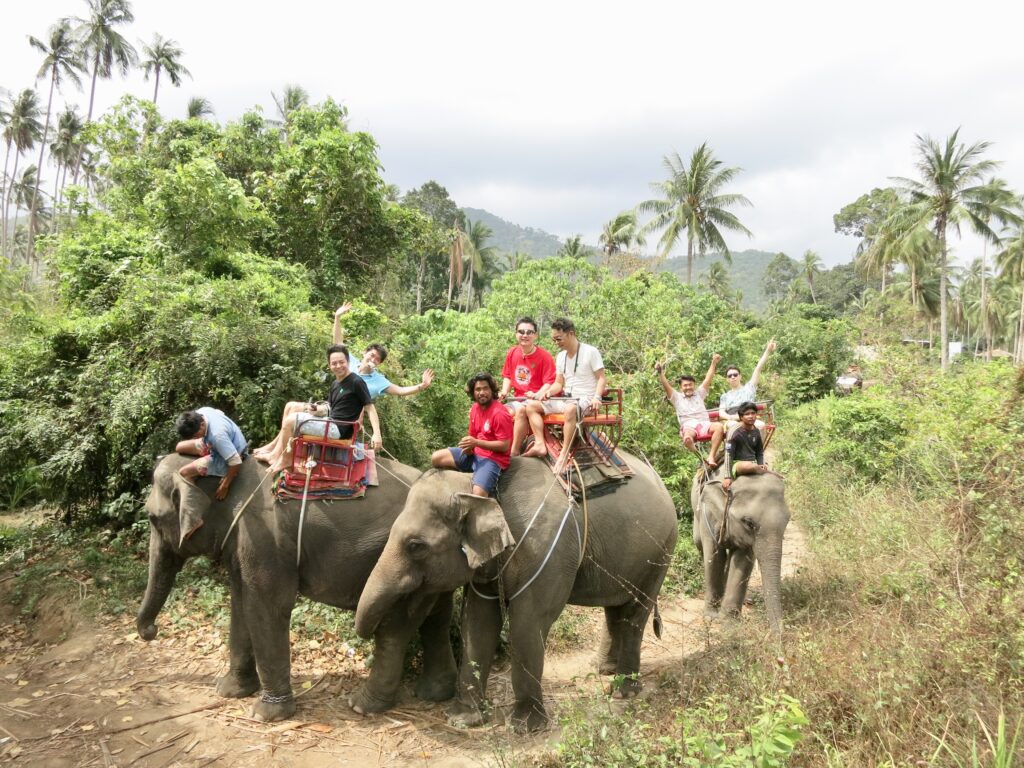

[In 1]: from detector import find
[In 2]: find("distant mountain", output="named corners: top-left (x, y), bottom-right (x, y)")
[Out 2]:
top-left (657, 249), bottom-right (778, 312)
top-left (461, 207), bottom-right (563, 259)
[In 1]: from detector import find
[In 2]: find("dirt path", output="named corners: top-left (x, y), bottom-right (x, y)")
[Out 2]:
top-left (0, 522), bottom-right (806, 767)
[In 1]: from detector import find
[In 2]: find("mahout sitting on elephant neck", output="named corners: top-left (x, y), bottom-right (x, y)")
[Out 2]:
top-left (355, 452), bottom-right (678, 732)
top-left (138, 454), bottom-right (457, 723)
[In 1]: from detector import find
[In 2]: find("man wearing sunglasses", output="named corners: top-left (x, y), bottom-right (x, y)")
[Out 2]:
top-left (718, 339), bottom-right (776, 425)
top-left (499, 316), bottom-right (556, 457)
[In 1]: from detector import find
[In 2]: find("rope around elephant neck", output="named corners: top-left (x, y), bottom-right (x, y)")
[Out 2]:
top-left (219, 464), bottom-right (276, 555)
top-left (469, 499), bottom-right (580, 603)
top-left (376, 447), bottom-right (413, 488)
top-left (484, 474), bottom-right (561, 582)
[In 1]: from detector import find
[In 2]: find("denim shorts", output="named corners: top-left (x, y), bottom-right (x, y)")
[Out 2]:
top-left (448, 447), bottom-right (503, 494)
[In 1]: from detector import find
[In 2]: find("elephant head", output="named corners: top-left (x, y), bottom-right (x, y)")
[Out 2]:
top-left (136, 454), bottom-right (234, 641)
top-left (355, 470), bottom-right (514, 639)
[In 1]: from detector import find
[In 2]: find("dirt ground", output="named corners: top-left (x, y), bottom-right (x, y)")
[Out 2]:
top-left (0, 522), bottom-right (805, 767)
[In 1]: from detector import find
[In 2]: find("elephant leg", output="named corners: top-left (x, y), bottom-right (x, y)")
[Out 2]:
top-left (507, 600), bottom-right (555, 733)
top-left (244, 584), bottom-right (298, 722)
top-left (605, 566), bottom-right (667, 699)
top-left (216, 573), bottom-right (260, 699)
top-left (447, 589), bottom-right (502, 729)
top-left (596, 621), bottom-right (616, 675)
top-left (415, 592), bottom-right (457, 703)
top-left (702, 541), bottom-right (728, 620)
top-left (721, 548), bottom-right (754, 619)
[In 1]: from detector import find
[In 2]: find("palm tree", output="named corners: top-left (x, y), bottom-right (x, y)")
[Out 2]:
top-left (49, 105), bottom-right (83, 216)
top-left (557, 235), bottom-right (591, 260)
top-left (460, 219), bottom-right (496, 311)
top-left (891, 129), bottom-right (1020, 370)
top-left (28, 18), bottom-right (85, 255)
top-left (72, 0), bottom-right (138, 183)
top-left (637, 142), bottom-right (752, 283)
top-left (2, 90), bottom-right (43, 264)
top-left (140, 34), bottom-right (190, 106)
top-left (998, 220), bottom-right (1024, 363)
top-left (501, 251), bottom-right (531, 272)
top-left (705, 260), bottom-right (733, 301)
top-left (801, 250), bottom-right (823, 304)
top-left (446, 225), bottom-right (465, 311)
top-left (9, 165), bottom-right (42, 264)
top-left (271, 84), bottom-right (308, 141)
top-left (599, 210), bottom-right (645, 255)
top-left (186, 96), bottom-right (214, 120)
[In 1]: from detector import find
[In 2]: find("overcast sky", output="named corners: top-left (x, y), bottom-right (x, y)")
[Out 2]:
top-left (4, 0), bottom-right (1024, 265)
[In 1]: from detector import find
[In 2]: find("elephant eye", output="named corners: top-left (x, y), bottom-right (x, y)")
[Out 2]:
top-left (405, 538), bottom-right (428, 558)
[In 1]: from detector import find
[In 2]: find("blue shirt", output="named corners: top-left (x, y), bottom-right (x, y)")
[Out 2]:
top-left (197, 407), bottom-right (247, 463)
top-left (719, 383), bottom-right (757, 414)
top-left (348, 353), bottom-right (393, 400)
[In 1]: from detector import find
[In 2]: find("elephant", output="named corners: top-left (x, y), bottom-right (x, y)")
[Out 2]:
top-left (354, 452), bottom-right (679, 732)
top-left (137, 453), bottom-right (458, 722)
top-left (690, 465), bottom-right (790, 633)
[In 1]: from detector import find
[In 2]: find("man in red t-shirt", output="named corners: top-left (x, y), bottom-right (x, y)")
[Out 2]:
top-left (431, 372), bottom-right (513, 497)
top-left (498, 316), bottom-right (556, 458)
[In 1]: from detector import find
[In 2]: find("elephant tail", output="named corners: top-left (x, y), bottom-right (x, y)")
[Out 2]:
top-left (652, 600), bottom-right (663, 639)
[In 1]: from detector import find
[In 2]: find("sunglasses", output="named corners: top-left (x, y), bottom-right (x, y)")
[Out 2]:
top-left (726, 373), bottom-right (740, 378)
top-left (516, 329), bottom-right (536, 335)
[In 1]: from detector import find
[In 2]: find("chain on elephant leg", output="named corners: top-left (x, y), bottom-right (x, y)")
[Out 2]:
top-left (252, 689), bottom-right (296, 721)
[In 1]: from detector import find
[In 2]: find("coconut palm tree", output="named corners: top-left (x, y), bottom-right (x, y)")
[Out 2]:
top-left (637, 142), bottom-right (752, 283)
top-left (801, 250), bottom-right (823, 304)
top-left (141, 34), bottom-right (190, 106)
top-left (186, 96), bottom-right (214, 120)
top-left (271, 84), bottom-right (309, 142)
top-left (72, 0), bottom-right (138, 183)
top-left (998, 220), bottom-right (1024, 363)
top-left (2, 89), bottom-right (43, 264)
top-left (890, 129), bottom-right (1020, 370)
top-left (9, 164), bottom-right (42, 264)
top-left (446, 225), bottom-right (465, 311)
top-left (557, 235), bottom-right (591, 260)
top-left (599, 210), bottom-right (645, 255)
top-left (460, 219), bottom-right (496, 311)
top-left (28, 18), bottom-right (85, 255)
top-left (49, 105), bottom-right (83, 216)
top-left (705, 260), bottom-right (733, 301)
top-left (501, 251), bottom-right (531, 272)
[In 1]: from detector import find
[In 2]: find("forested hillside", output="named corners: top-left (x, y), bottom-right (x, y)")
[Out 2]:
top-left (461, 206), bottom-right (563, 259)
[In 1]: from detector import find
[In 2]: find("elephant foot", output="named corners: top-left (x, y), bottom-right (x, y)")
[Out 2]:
top-left (348, 684), bottom-right (397, 715)
top-left (216, 672), bottom-right (260, 699)
top-left (597, 656), bottom-right (617, 676)
top-left (251, 692), bottom-right (296, 722)
top-left (703, 607), bottom-right (720, 622)
top-left (415, 672), bottom-right (456, 703)
top-left (510, 701), bottom-right (548, 733)
top-left (446, 700), bottom-right (488, 729)
top-left (609, 673), bottom-right (643, 700)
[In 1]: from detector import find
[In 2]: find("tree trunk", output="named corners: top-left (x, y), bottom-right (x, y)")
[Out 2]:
top-left (1017, 286), bottom-right (1024, 365)
top-left (1, 140), bottom-right (11, 263)
top-left (73, 53), bottom-right (101, 186)
top-left (938, 225), bottom-right (949, 372)
top-left (686, 237), bottom-right (694, 285)
top-left (7, 152), bottom-right (21, 264)
top-left (415, 253), bottom-right (426, 314)
top-left (28, 71), bottom-right (57, 261)
top-left (153, 67), bottom-right (161, 105)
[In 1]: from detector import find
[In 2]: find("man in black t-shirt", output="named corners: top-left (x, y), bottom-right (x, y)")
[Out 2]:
top-left (722, 401), bottom-right (767, 491)
top-left (268, 344), bottom-right (375, 473)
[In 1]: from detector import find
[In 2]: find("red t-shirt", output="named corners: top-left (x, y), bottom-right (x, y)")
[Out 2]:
top-left (501, 345), bottom-right (556, 397)
top-left (469, 399), bottom-right (514, 469)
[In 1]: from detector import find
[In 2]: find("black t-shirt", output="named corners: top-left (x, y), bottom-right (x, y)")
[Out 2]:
top-left (726, 426), bottom-right (764, 465)
top-left (328, 373), bottom-right (372, 439)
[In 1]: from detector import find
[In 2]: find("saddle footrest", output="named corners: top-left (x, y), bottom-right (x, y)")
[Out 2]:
top-left (543, 414), bottom-right (623, 427)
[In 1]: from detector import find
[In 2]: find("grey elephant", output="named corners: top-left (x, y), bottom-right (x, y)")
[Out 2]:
top-left (690, 466), bottom-right (789, 633)
top-left (354, 452), bottom-right (679, 732)
top-left (138, 454), bottom-right (457, 721)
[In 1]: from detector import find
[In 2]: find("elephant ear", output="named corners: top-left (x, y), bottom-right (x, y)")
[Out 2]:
top-left (173, 472), bottom-right (208, 549)
top-left (455, 493), bottom-right (515, 569)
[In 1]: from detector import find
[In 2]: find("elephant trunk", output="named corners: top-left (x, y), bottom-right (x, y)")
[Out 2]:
top-left (754, 535), bottom-right (785, 636)
top-left (355, 545), bottom-right (421, 639)
top-left (136, 527), bottom-right (185, 641)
